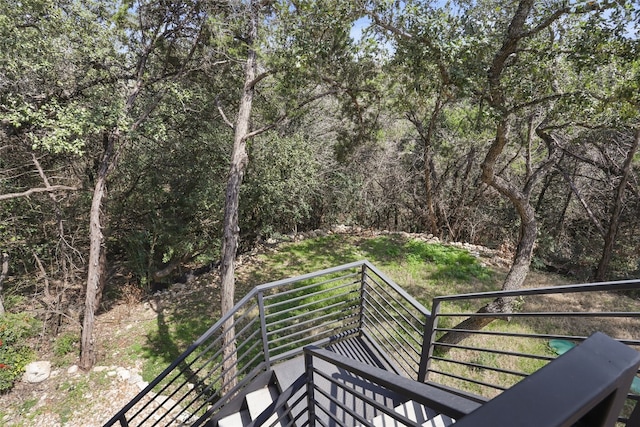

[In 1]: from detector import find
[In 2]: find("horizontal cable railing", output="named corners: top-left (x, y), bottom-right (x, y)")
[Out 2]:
top-left (303, 346), bottom-right (481, 427)
top-left (107, 261), bottom-right (420, 427)
top-left (360, 263), bottom-right (430, 380)
top-left (247, 373), bottom-right (309, 427)
top-left (422, 278), bottom-right (640, 426)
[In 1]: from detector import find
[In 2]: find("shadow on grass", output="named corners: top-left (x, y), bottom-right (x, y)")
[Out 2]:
top-left (142, 293), bottom-right (221, 408)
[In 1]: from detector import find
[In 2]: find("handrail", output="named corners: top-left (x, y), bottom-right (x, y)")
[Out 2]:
top-left (105, 261), bottom-right (640, 427)
top-left (360, 261), bottom-right (431, 380)
top-left (421, 277), bottom-right (640, 425)
top-left (304, 346), bottom-right (482, 420)
top-left (105, 260), bottom-right (428, 426)
top-left (362, 261), bottom-right (430, 316)
top-left (453, 332), bottom-right (640, 427)
top-left (434, 278), bottom-right (640, 301)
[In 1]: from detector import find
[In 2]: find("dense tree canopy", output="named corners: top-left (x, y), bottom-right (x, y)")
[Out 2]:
top-left (1, 0), bottom-right (639, 366)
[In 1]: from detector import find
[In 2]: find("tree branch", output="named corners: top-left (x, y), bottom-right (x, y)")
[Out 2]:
top-left (557, 166), bottom-right (606, 237)
top-left (242, 89), bottom-right (338, 141)
top-left (217, 97), bottom-right (235, 129)
top-left (0, 185), bottom-right (79, 202)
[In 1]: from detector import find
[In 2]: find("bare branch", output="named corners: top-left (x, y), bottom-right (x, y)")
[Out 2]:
top-left (558, 166), bottom-right (606, 237)
top-left (247, 70), bottom-right (272, 90)
top-left (242, 89), bottom-right (338, 141)
top-left (0, 253), bottom-right (7, 315)
top-left (0, 185), bottom-right (79, 202)
top-left (520, 7), bottom-right (569, 39)
top-left (217, 98), bottom-right (235, 129)
top-left (368, 12), bottom-right (412, 40)
top-left (509, 92), bottom-right (576, 114)
top-left (31, 153), bottom-right (53, 188)
top-left (33, 252), bottom-right (52, 300)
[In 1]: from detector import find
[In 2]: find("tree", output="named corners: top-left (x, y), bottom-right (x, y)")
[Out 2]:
top-left (1, 0), bottom-right (210, 368)
top-left (80, 0), bottom-right (209, 369)
top-left (364, 0), bottom-right (637, 347)
top-left (213, 0), bottom-right (369, 391)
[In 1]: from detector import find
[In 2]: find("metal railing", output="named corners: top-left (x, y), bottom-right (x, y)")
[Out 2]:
top-left (105, 261), bottom-right (640, 427)
top-left (420, 278), bottom-right (640, 426)
top-left (103, 261), bottom-right (430, 427)
top-left (241, 334), bottom-right (639, 427)
top-left (303, 346), bottom-right (480, 427)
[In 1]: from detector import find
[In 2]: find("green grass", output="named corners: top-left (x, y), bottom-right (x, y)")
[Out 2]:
top-left (250, 235), bottom-right (495, 300)
top-left (124, 233), bottom-right (497, 403)
top-left (129, 233), bottom-right (640, 405)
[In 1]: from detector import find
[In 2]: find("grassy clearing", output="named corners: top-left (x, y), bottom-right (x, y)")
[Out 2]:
top-left (102, 233), bottom-right (638, 419)
top-left (246, 234), bottom-right (496, 304)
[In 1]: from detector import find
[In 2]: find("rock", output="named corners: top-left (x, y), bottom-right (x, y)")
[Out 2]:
top-left (93, 365), bottom-right (109, 372)
top-left (67, 365), bottom-right (79, 375)
top-left (23, 361), bottom-right (52, 383)
top-left (128, 372), bottom-right (143, 385)
top-left (116, 367), bottom-right (131, 381)
top-left (333, 224), bottom-right (348, 233)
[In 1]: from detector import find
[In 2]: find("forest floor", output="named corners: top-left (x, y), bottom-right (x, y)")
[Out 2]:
top-left (1, 232), bottom-right (637, 426)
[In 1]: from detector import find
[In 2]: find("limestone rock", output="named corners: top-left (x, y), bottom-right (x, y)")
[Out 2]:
top-left (23, 361), bottom-right (52, 383)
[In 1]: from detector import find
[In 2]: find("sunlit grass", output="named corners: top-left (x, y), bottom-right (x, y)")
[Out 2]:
top-left (125, 233), bottom-right (640, 416)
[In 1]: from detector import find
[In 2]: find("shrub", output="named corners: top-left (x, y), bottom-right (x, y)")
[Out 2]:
top-left (0, 312), bottom-right (40, 392)
top-left (54, 332), bottom-right (79, 358)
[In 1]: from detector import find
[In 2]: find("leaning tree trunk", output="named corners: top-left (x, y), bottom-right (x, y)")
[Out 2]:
top-left (595, 128), bottom-right (640, 281)
top-left (436, 0), bottom-right (537, 349)
top-left (219, 1), bottom-right (258, 395)
top-left (79, 132), bottom-right (114, 370)
top-left (437, 119), bottom-right (538, 347)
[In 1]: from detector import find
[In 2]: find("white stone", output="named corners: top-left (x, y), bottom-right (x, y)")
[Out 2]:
top-left (128, 373), bottom-right (143, 385)
top-left (67, 365), bottom-right (79, 375)
top-left (136, 381), bottom-right (149, 391)
top-left (116, 367), bottom-right (131, 381)
top-left (23, 361), bottom-right (52, 383)
top-left (92, 365), bottom-right (109, 372)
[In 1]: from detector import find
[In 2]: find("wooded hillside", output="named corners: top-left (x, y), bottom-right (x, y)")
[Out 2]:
top-left (1, 0), bottom-right (639, 369)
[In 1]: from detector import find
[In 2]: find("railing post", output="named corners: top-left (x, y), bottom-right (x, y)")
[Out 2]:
top-left (118, 414), bottom-right (129, 427)
top-left (358, 263), bottom-right (368, 336)
top-left (305, 349), bottom-right (316, 427)
top-left (418, 298), bottom-right (441, 382)
top-left (628, 398), bottom-right (640, 427)
top-left (258, 291), bottom-right (271, 370)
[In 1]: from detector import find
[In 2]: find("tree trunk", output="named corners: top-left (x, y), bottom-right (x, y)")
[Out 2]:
top-left (437, 124), bottom-right (538, 347)
top-left (79, 132), bottom-right (114, 370)
top-left (595, 128), bottom-right (640, 281)
top-left (0, 252), bottom-right (8, 316)
top-left (219, 0), bottom-right (258, 395)
top-left (436, 0), bottom-right (537, 349)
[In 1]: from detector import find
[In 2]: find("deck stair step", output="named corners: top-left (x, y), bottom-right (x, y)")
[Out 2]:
top-left (246, 386), bottom-right (282, 427)
top-left (216, 385), bottom-right (282, 427)
top-left (218, 410), bottom-right (251, 427)
top-left (367, 401), bottom-right (455, 427)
